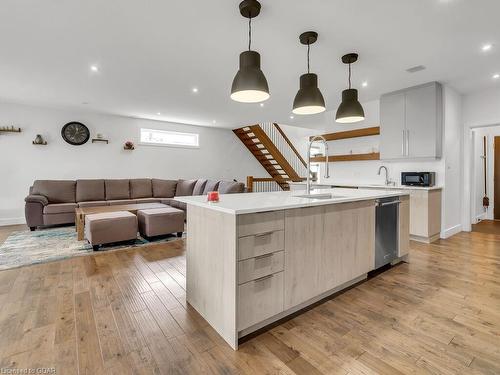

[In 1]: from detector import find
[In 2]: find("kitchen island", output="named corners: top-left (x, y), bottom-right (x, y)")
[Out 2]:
top-left (176, 188), bottom-right (410, 349)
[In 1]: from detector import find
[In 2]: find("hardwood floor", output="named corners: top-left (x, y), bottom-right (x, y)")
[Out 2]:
top-left (472, 219), bottom-right (500, 235)
top-left (0, 228), bottom-right (499, 374)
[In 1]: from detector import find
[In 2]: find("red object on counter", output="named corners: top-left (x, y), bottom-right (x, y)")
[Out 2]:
top-left (207, 191), bottom-right (219, 202)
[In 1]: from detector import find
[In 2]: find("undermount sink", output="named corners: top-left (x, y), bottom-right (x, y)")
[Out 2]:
top-left (294, 193), bottom-right (343, 200)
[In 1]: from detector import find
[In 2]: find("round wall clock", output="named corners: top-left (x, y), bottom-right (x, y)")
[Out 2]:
top-left (61, 121), bottom-right (90, 145)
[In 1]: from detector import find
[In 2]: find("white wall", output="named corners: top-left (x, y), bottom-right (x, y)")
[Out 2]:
top-left (0, 101), bottom-right (265, 225)
top-left (462, 87), bottom-right (500, 231)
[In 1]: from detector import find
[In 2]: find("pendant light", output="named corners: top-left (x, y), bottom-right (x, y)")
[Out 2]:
top-left (335, 53), bottom-right (365, 123)
top-left (292, 31), bottom-right (326, 115)
top-left (231, 0), bottom-right (270, 103)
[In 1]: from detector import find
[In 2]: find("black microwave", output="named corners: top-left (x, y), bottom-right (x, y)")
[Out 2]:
top-left (401, 172), bottom-right (435, 187)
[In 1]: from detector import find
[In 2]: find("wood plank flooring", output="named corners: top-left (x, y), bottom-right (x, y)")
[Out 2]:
top-left (472, 219), bottom-right (500, 235)
top-left (0, 227), bottom-right (499, 374)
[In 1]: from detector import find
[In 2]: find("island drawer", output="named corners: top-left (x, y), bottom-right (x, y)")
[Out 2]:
top-left (237, 271), bottom-right (284, 331)
top-left (238, 251), bottom-right (284, 284)
top-left (237, 230), bottom-right (284, 261)
top-left (237, 210), bottom-right (284, 237)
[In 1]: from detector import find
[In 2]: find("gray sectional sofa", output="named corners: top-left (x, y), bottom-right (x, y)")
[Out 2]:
top-left (25, 178), bottom-right (245, 231)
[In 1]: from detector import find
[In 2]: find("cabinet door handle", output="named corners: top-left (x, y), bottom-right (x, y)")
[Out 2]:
top-left (402, 130), bottom-right (405, 156)
top-left (406, 129), bottom-right (410, 156)
top-left (254, 274), bottom-right (273, 283)
top-left (255, 231), bottom-right (273, 238)
top-left (254, 253), bottom-right (273, 260)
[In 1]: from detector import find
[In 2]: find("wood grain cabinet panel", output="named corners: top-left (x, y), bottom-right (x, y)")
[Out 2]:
top-left (238, 251), bottom-right (284, 285)
top-left (237, 271), bottom-right (284, 330)
top-left (284, 200), bottom-right (375, 309)
top-left (237, 230), bottom-right (284, 261)
top-left (237, 210), bottom-right (284, 237)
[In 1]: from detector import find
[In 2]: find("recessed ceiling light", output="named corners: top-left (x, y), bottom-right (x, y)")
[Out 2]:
top-left (482, 44), bottom-right (493, 52)
top-left (362, 81), bottom-right (368, 87)
top-left (90, 65), bottom-right (99, 72)
top-left (212, 120), bottom-right (217, 124)
top-left (290, 115), bottom-right (294, 119)
top-left (493, 74), bottom-right (500, 79)
top-left (156, 112), bottom-right (161, 115)
top-left (192, 87), bottom-right (199, 93)
top-left (260, 103), bottom-right (264, 107)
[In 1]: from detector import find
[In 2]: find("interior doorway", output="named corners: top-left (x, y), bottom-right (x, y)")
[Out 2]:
top-left (495, 136), bottom-right (500, 219)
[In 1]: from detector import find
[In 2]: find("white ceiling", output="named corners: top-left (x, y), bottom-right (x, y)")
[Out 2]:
top-left (0, 0), bottom-right (499, 130)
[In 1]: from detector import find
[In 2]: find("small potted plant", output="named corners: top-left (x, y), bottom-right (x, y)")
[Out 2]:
top-left (123, 141), bottom-right (135, 150)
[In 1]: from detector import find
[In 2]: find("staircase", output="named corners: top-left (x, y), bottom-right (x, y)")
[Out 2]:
top-left (233, 123), bottom-right (308, 192)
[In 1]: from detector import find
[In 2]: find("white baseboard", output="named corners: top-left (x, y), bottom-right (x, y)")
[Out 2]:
top-left (0, 217), bottom-right (26, 226)
top-left (441, 224), bottom-right (462, 239)
top-left (474, 212), bottom-right (487, 224)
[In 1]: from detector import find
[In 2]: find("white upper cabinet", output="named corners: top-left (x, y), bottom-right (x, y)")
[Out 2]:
top-left (380, 82), bottom-right (443, 160)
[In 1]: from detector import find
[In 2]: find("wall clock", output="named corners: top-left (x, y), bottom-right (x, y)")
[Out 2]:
top-left (61, 121), bottom-right (90, 145)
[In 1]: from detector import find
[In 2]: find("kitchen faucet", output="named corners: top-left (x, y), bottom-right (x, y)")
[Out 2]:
top-left (306, 136), bottom-right (330, 195)
top-left (378, 165), bottom-right (394, 186)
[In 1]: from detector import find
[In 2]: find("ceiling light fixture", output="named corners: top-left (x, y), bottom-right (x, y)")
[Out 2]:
top-left (260, 103), bottom-right (264, 107)
top-left (292, 31), bottom-right (326, 115)
top-left (482, 44), bottom-right (493, 52)
top-left (230, 0), bottom-right (270, 103)
top-left (157, 112), bottom-right (161, 115)
top-left (90, 65), bottom-right (99, 72)
top-left (192, 87), bottom-right (199, 93)
top-left (362, 81), bottom-right (368, 87)
top-left (290, 115), bottom-right (294, 119)
top-left (493, 73), bottom-right (500, 79)
top-left (335, 53), bottom-right (365, 124)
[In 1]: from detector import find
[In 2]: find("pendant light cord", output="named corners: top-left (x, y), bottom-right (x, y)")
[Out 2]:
top-left (248, 17), bottom-right (252, 51)
top-left (307, 43), bottom-right (310, 73)
top-left (348, 63), bottom-right (352, 89)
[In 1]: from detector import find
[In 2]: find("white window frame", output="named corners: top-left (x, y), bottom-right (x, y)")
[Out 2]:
top-left (139, 128), bottom-right (200, 149)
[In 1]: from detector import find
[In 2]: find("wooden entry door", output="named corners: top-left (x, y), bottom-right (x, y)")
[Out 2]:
top-left (495, 137), bottom-right (500, 219)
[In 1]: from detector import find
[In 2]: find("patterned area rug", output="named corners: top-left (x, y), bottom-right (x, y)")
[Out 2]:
top-left (0, 227), bottom-right (184, 271)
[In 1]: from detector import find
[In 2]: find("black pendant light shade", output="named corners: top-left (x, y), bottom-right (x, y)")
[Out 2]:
top-left (335, 53), bottom-right (365, 123)
top-left (231, 0), bottom-right (270, 103)
top-left (231, 50), bottom-right (270, 103)
top-left (335, 89), bottom-right (365, 123)
top-left (293, 31), bottom-right (326, 115)
top-left (293, 73), bottom-right (325, 115)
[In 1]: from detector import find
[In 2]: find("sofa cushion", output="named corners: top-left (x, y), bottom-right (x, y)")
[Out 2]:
top-left (130, 179), bottom-right (152, 199)
top-left (78, 201), bottom-right (109, 208)
top-left (218, 181), bottom-right (245, 194)
top-left (108, 199), bottom-right (135, 206)
top-left (76, 179), bottom-right (105, 202)
top-left (203, 180), bottom-right (220, 194)
top-left (175, 179), bottom-right (197, 197)
top-left (43, 203), bottom-right (78, 214)
top-left (105, 179), bottom-right (130, 200)
top-left (32, 180), bottom-right (76, 203)
top-left (152, 179), bottom-right (178, 198)
top-left (192, 179), bottom-right (207, 196)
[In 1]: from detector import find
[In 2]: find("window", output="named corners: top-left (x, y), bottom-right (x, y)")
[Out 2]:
top-left (140, 128), bottom-right (199, 148)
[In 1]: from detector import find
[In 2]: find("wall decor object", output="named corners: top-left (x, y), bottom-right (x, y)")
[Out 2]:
top-left (123, 141), bottom-right (135, 150)
top-left (336, 53), bottom-right (365, 123)
top-left (61, 121), bottom-right (90, 145)
top-left (0, 125), bottom-right (22, 133)
top-left (230, 0), bottom-right (270, 103)
top-left (292, 31), bottom-right (326, 115)
top-left (32, 134), bottom-right (47, 145)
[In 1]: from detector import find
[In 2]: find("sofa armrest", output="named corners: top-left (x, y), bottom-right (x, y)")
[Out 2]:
top-left (25, 194), bottom-right (49, 206)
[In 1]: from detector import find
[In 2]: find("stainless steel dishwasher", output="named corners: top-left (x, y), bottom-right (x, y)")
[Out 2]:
top-left (375, 197), bottom-right (400, 269)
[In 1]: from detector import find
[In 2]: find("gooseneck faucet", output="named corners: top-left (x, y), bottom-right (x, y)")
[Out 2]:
top-left (378, 165), bottom-right (390, 185)
top-left (306, 135), bottom-right (330, 195)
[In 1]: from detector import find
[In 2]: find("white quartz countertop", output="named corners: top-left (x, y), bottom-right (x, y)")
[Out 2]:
top-left (288, 182), bottom-right (443, 191)
top-left (175, 188), bottom-right (409, 215)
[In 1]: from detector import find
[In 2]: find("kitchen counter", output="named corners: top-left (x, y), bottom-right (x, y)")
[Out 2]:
top-left (175, 187), bottom-right (408, 215)
top-left (288, 181), bottom-right (442, 191)
top-left (180, 188), bottom-right (410, 350)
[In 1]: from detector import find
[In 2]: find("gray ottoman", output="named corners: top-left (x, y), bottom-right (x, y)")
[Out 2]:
top-left (137, 207), bottom-right (185, 238)
top-left (85, 211), bottom-right (138, 251)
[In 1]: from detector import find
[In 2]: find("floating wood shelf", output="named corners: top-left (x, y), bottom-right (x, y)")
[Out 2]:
top-left (310, 152), bottom-right (380, 163)
top-left (310, 126), bottom-right (380, 142)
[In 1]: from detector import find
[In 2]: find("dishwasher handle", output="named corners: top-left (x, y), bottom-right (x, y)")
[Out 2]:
top-left (376, 200), bottom-right (401, 207)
